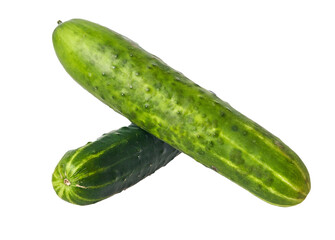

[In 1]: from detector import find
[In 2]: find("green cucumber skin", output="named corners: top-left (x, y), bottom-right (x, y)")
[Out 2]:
top-left (52, 124), bottom-right (180, 205)
top-left (53, 19), bottom-right (311, 206)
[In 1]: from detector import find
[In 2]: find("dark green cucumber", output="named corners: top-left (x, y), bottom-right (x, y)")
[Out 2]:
top-left (53, 19), bottom-right (311, 206)
top-left (52, 124), bottom-right (180, 205)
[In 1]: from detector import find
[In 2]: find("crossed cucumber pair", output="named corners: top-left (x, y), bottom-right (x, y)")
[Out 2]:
top-left (52, 19), bottom-right (310, 207)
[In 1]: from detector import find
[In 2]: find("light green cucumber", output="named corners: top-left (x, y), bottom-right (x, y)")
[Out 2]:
top-left (53, 19), bottom-right (311, 206)
top-left (52, 124), bottom-right (180, 205)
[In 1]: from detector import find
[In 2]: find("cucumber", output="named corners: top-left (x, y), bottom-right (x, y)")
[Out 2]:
top-left (52, 124), bottom-right (180, 205)
top-left (53, 19), bottom-right (311, 206)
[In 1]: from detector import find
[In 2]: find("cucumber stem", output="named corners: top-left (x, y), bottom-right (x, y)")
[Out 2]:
top-left (64, 178), bottom-right (70, 186)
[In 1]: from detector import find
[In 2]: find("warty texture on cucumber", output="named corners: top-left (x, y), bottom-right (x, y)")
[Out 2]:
top-left (52, 124), bottom-right (180, 205)
top-left (53, 19), bottom-right (311, 206)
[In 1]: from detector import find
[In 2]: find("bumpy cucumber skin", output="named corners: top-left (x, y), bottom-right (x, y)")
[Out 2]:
top-left (52, 124), bottom-right (180, 205)
top-left (53, 19), bottom-right (311, 206)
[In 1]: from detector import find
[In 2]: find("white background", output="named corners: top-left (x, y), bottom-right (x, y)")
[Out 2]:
top-left (1, 0), bottom-right (334, 239)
